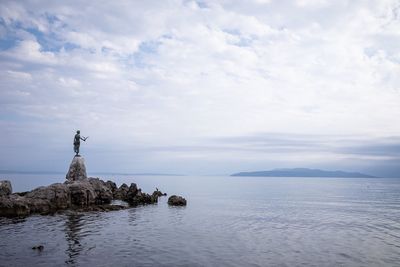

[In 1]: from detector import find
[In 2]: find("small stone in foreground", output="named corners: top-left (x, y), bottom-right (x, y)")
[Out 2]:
top-left (168, 195), bottom-right (187, 206)
top-left (32, 245), bottom-right (44, 251)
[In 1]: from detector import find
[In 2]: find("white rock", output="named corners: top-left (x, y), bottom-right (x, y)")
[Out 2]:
top-left (66, 156), bottom-right (87, 182)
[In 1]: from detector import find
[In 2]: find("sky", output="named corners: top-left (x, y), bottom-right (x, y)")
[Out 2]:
top-left (0, 0), bottom-right (399, 177)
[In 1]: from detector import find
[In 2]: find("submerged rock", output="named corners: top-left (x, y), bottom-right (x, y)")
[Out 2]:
top-left (168, 195), bottom-right (187, 206)
top-left (72, 204), bottom-right (126, 212)
top-left (66, 156), bottom-right (87, 182)
top-left (32, 245), bottom-right (44, 251)
top-left (0, 180), bottom-right (12, 197)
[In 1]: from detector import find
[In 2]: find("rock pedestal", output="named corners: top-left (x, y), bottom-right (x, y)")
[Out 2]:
top-left (66, 156), bottom-right (87, 182)
top-left (0, 180), bottom-right (12, 197)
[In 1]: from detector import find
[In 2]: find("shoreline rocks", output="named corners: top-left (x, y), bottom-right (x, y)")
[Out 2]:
top-left (0, 156), bottom-right (182, 217)
top-left (113, 183), bottom-right (129, 199)
top-left (0, 178), bottom-right (167, 217)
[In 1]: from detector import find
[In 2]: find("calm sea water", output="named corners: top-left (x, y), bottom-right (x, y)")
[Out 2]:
top-left (1, 175), bottom-right (400, 267)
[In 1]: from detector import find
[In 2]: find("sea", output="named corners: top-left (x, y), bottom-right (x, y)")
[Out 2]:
top-left (0, 174), bottom-right (399, 267)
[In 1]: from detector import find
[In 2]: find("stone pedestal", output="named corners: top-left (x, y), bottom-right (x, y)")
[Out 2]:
top-left (0, 180), bottom-right (12, 197)
top-left (66, 156), bottom-right (87, 182)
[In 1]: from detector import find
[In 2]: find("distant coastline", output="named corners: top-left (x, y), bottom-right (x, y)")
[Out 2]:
top-left (0, 170), bottom-right (64, 175)
top-left (231, 168), bottom-right (377, 178)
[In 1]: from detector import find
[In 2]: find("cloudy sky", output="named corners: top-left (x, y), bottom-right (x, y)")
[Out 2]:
top-left (0, 0), bottom-right (399, 177)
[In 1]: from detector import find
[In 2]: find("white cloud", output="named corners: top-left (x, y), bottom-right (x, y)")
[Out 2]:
top-left (295, 0), bottom-right (329, 8)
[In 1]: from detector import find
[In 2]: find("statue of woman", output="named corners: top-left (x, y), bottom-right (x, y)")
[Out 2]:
top-left (73, 130), bottom-right (88, 156)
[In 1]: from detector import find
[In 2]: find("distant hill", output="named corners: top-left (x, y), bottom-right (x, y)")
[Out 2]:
top-left (231, 168), bottom-right (377, 178)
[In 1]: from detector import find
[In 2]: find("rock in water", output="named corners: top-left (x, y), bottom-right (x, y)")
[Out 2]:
top-left (0, 180), bottom-right (12, 197)
top-left (32, 245), bottom-right (44, 251)
top-left (124, 184), bottom-right (156, 205)
top-left (126, 183), bottom-right (138, 201)
top-left (152, 189), bottom-right (167, 197)
top-left (25, 183), bottom-right (70, 213)
top-left (67, 180), bottom-right (96, 207)
top-left (105, 180), bottom-right (117, 194)
top-left (168, 195), bottom-right (187, 206)
top-left (66, 156), bottom-right (87, 182)
top-left (113, 183), bottom-right (129, 200)
top-left (88, 178), bottom-right (113, 204)
top-left (0, 195), bottom-right (30, 217)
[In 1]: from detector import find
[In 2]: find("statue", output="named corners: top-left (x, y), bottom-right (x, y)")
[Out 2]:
top-left (73, 130), bottom-right (88, 156)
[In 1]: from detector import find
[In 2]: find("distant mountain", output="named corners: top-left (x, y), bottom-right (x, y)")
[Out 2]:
top-left (231, 168), bottom-right (377, 178)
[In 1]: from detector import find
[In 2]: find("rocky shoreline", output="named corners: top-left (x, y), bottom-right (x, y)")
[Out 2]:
top-left (0, 156), bottom-right (186, 218)
top-left (0, 177), bottom-right (167, 217)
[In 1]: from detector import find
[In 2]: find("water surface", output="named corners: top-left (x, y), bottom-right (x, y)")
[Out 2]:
top-left (1, 175), bottom-right (399, 266)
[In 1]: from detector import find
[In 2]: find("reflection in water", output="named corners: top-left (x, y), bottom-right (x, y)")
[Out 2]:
top-left (0, 217), bottom-right (26, 226)
top-left (167, 205), bottom-right (186, 224)
top-left (64, 213), bottom-right (84, 265)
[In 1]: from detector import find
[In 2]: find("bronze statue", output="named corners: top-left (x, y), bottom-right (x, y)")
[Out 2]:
top-left (73, 130), bottom-right (88, 156)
